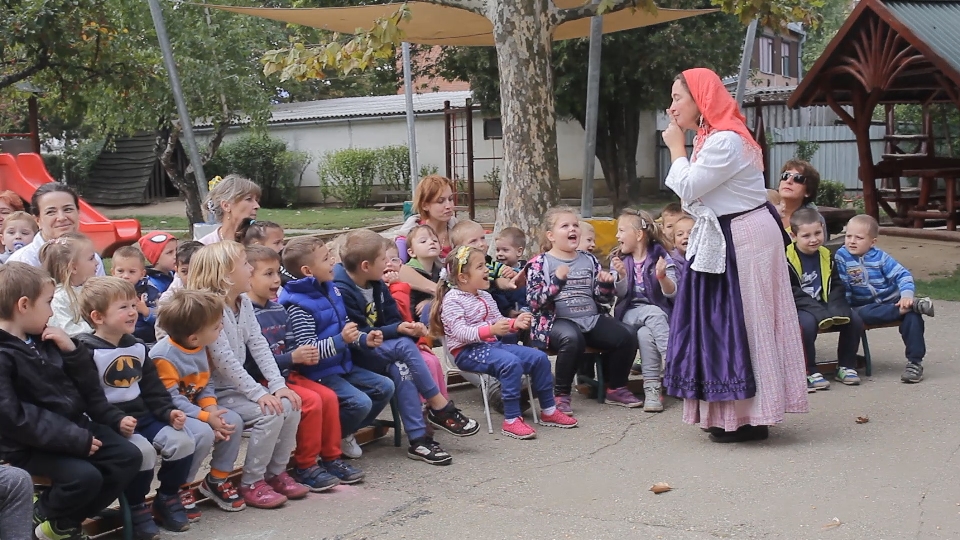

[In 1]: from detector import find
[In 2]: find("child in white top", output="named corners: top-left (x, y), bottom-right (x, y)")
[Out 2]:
top-left (430, 245), bottom-right (577, 440)
top-left (38, 232), bottom-right (98, 336)
top-left (185, 241), bottom-right (308, 509)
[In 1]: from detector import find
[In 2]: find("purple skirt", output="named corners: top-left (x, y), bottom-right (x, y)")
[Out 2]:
top-left (663, 203), bottom-right (788, 402)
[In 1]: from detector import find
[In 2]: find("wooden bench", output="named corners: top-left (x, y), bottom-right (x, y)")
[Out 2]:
top-left (816, 320), bottom-right (902, 376)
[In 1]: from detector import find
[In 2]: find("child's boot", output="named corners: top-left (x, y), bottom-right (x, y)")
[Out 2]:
top-left (152, 492), bottom-right (190, 532)
top-left (130, 502), bottom-right (161, 540)
top-left (643, 380), bottom-right (664, 412)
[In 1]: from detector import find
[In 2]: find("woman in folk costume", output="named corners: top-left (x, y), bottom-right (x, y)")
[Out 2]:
top-left (660, 68), bottom-right (807, 443)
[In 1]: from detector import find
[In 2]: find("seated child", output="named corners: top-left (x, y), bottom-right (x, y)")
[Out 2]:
top-left (451, 220), bottom-right (517, 290)
top-left (383, 240), bottom-right (449, 401)
top-left (152, 290), bottom-right (238, 517)
top-left (159, 240), bottom-right (204, 305)
top-left (404, 225), bottom-right (443, 322)
top-left (279, 236), bottom-right (395, 461)
top-left (77, 277), bottom-right (197, 537)
top-left (577, 221), bottom-right (596, 253)
top-left (610, 209), bottom-right (677, 413)
top-left (786, 209), bottom-right (862, 391)
top-left (187, 242), bottom-right (308, 508)
top-left (0, 262), bottom-right (141, 540)
top-left (671, 214), bottom-right (694, 282)
top-left (658, 202), bottom-right (684, 243)
top-left (246, 245), bottom-right (364, 489)
top-left (493, 227), bottom-right (529, 317)
top-left (0, 464), bottom-right (33, 539)
top-left (334, 229), bottom-right (480, 464)
top-left (835, 214), bottom-right (934, 383)
top-left (242, 221), bottom-right (296, 285)
top-left (39, 232), bottom-right (98, 336)
top-left (111, 246), bottom-right (160, 343)
top-left (527, 207), bottom-right (641, 415)
top-left (0, 211), bottom-right (38, 264)
top-left (139, 231), bottom-right (178, 295)
top-left (431, 245), bottom-right (577, 439)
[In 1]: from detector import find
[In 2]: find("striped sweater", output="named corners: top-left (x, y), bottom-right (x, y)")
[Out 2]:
top-left (834, 246), bottom-right (914, 307)
top-left (440, 288), bottom-right (512, 354)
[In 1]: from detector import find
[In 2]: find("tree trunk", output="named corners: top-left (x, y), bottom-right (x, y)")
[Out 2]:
top-left (595, 102), bottom-right (641, 213)
top-left (488, 0), bottom-right (561, 244)
top-left (158, 127), bottom-right (205, 226)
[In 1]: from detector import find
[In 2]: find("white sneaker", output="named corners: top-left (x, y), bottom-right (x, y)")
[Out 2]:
top-left (341, 435), bottom-right (362, 459)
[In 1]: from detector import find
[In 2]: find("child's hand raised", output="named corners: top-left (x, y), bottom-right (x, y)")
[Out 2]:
top-left (169, 410), bottom-right (186, 430)
top-left (555, 264), bottom-right (570, 280)
top-left (366, 330), bottom-right (384, 347)
top-left (511, 270), bottom-right (528, 290)
top-left (655, 257), bottom-right (668, 280)
top-left (500, 266), bottom-right (517, 279)
top-left (292, 344), bottom-right (320, 365)
top-left (119, 416), bottom-right (137, 437)
top-left (611, 257), bottom-right (626, 279)
top-left (383, 270), bottom-right (400, 285)
top-left (136, 294), bottom-right (150, 317)
top-left (89, 436), bottom-right (102, 456)
top-left (341, 322), bottom-right (360, 344)
top-left (490, 319), bottom-right (513, 336)
top-left (514, 312), bottom-right (533, 330)
top-left (597, 271), bottom-right (615, 284)
top-left (41, 327), bottom-right (75, 352)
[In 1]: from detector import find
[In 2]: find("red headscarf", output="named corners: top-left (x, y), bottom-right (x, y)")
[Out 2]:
top-left (682, 67), bottom-right (764, 171)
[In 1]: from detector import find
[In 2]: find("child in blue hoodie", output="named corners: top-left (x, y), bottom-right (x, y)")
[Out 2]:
top-left (334, 229), bottom-right (480, 466)
top-left (835, 215), bottom-right (935, 383)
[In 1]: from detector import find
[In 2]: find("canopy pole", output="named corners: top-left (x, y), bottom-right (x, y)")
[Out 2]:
top-left (402, 42), bottom-right (420, 196)
top-left (734, 19), bottom-right (759, 106)
top-left (147, 0), bottom-right (208, 206)
top-left (580, 7), bottom-right (603, 218)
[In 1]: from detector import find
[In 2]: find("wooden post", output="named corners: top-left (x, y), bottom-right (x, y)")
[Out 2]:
top-left (444, 101), bottom-right (453, 181)
top-left (465, 98), bottom-right (475, 220)
top-left (27, 96), bottom-right (40, 155)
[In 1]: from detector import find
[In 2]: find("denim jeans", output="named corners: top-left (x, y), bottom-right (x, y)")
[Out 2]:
top-left (365, 337), bottom-right (441, 442)
top-left (455, 342), bottom-right (555, 420)
top-left (855, 303), bottom-right (926, 363)
top-left (321, 367), bottom-right (396, 437)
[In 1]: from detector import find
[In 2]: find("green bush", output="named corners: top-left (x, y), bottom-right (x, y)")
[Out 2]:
top-left (43, 139), bottom-right (106, 190)
top-left (318, 148), bottom-right (379, 208)
top-left (207, 133), bottom-right (309, 208)
top-left (374, 145), bottom-right (411, 192)
top-left (816, 179), bottom-right (846, 209)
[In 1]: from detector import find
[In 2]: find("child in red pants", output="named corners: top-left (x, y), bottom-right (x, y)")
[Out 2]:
top-left (245, 246), bottom-right (364, 489)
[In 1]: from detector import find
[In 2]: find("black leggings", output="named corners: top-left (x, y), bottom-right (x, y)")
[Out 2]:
top-left (549, 316), bottom-right (638, 395)
top-left (18, 423), bottom-right (141, 527)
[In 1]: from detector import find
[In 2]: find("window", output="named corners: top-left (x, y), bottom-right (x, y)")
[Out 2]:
top-left (781, 42), bottom-right (792, 77)
top-left (483, 118), bottom-right (502, 140)
top-left (759, 36), bottom-right (774, 74)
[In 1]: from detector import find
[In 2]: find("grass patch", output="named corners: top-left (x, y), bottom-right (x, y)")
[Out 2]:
top-left (131, 208), bottom-right (403, 233)
top-left (915, 266), bottom-right (960, 302)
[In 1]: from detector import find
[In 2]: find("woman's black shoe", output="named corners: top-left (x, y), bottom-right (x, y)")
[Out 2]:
top-left (709, 425), bottom-right (769, 443)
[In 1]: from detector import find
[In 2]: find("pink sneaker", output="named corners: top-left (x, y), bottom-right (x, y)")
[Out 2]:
top-left (554, 394), bottom-right (574, 416)
top-left (266, 472), bottom-right (309, 500)
top-left (605, 386), bottom-right (643, 408)
top-left (239, 480), bottom-right (288, 509)
top-left (540, 409), bottom-right (578, 428)
top-left (501, 418), bottom-right (536, 440)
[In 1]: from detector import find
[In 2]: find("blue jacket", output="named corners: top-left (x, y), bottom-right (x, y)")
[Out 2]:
top-left (248, 300), bottom-right (296, 381)
top-left (333, 264), bottom-right (404, 365)
top-left (834, 246), bottom-right (914, 307)
top-left (134, 277), bottom-right (160, 343)
top-left (146, 268), bottom-right (175, 295)
top-left (279, 276), bottom-right (353, 381)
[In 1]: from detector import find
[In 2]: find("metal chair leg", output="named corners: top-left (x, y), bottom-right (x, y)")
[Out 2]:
top-left (525, 375), bottom-right (539, 424)
top-left (595, 357), bottom-right (605, 404)
top-left (119, 493), bottom-right (133, 540)
top-left (390, 395), bottom-right (402, 447)
top-left (862, 331), bottom-right (873, 377)
top-left (478, 374), bottom-right (494, 434)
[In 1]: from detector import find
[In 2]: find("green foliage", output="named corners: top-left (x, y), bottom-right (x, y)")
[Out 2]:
top-left (374, 145), bottom-right (412, 192)
top-left (484, 166), bottom-right (502, 198)
top-left (41, 139), bottom-right (107, 191)
top-left (207, 134), bottom-right (309, 208)
top-left (795, 140), bottom-right (820, 163)
top-left (710, 0), bottom-right (823, 28)
top-left (318, 148), bottom-right (379, 208)
top-left (894, 104), bottom-right (960, 158)
top-left (419, 164), bottom-right (439, 178)
top-left (801, 0), bottom-right (853, 71)
top-left (816, 179), bottom-right (846, 209)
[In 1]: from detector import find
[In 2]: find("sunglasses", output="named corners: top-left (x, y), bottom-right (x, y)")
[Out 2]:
top-left (780, 172), bottom-right (807, 184)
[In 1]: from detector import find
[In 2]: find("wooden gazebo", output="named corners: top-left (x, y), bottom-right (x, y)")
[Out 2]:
top-left (788, 0), bottom-right (960, 230)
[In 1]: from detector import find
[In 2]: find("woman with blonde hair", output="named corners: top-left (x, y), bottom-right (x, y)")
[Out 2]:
top-left (198, 175), bottom-right (262, 245)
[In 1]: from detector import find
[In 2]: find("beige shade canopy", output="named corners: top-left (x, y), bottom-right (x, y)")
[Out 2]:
top-left (200, 1), bottom-right (716, 46)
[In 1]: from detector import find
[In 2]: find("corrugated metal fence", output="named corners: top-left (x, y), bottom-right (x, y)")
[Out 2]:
top-left (657, 124), bottom-right (885, 191)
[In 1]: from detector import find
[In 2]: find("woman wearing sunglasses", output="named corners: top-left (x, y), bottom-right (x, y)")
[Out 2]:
top-left (778, 161), bottom-right (827, 235)
top-left (660, 68), bottom-right (807, 443)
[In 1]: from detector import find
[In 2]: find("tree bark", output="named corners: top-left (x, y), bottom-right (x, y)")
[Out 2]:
top-left (594, 101), bottom-right (641, 213)
top-left (157, 120), bottom-right (231, 227)
top-left (488, 0), bottom-right (561, 244)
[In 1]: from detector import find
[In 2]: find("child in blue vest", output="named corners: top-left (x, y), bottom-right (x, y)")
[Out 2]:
top-left (277, 236), bottom-right (395, 461)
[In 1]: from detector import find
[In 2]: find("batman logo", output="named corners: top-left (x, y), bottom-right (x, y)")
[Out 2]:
top-left (178, 382), bottom-right (199, 401)
top-left (103, 355), bottom-right (142, 389)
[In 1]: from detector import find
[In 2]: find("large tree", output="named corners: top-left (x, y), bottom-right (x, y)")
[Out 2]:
top-left (433, 0), bottom-right (744, 212)
top-left (266, 0), bottom-right (818, 241)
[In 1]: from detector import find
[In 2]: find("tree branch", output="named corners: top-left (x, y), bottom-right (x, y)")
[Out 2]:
top-left (159, 122), bottom-right (182, 178)
top-left (0, 56), bottom-right (48, 91)
top-left (203, 120), bottom-right (231, 164)
top-left (422, 0), bottom-right (488, 16)
top-left (554, 0), bottom-right (638, 25)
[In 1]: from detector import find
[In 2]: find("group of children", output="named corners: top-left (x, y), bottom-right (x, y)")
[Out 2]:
top-left (0, 165), bottom-right (939, 540)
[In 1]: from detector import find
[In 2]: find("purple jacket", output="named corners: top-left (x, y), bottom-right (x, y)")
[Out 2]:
top-left (613, 243), bottom-right (675, 320)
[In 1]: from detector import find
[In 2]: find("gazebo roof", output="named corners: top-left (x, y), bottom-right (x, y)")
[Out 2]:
top-left (788, 0), bottom-right (960, 108)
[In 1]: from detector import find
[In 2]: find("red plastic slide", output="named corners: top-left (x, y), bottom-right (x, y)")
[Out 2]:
top-left (0, 152), bottom-right (141, 257)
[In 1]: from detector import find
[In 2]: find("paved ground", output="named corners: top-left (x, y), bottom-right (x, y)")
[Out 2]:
top-left (150, 301), bottom-right (960, 540)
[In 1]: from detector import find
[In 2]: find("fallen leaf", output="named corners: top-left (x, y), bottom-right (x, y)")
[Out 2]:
top-left (649, 482), bottom-right (672, 494)
top-left (822, 517), bottom-right (842, 530)
top-left (856, 416), bottom-right (869, 424)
